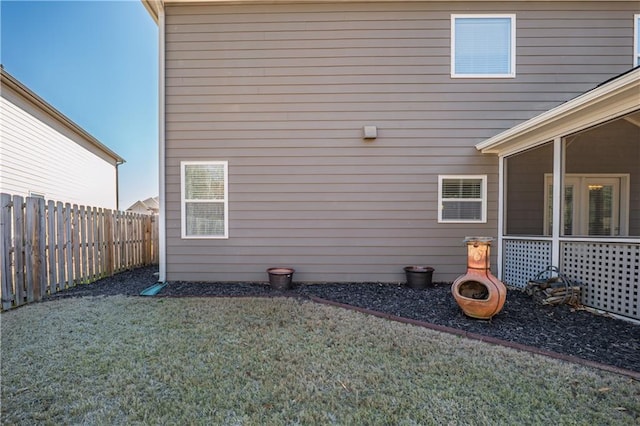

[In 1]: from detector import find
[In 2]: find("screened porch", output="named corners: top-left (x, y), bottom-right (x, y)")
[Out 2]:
top-left (477, 68), bottom-right (640, 321)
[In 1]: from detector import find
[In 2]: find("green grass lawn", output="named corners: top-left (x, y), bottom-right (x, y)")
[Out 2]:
top-left (2, 296), bottom-right (639, 425)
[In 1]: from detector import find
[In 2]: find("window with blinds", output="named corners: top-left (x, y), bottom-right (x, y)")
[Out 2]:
top-left (451, 15), bottom-right (515, 78)
top-left (181, 161), bottom-right (229, 238)
top-left (438, 176), bottom-right (487, 223)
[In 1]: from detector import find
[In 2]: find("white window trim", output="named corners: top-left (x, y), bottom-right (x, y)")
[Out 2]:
top-left (634, 14), bottom-right (640, 67)
top-left (451, 14), bottom-right (516, 79)
top-left (438, 175), bottom-right (488, 223)
top-left (181, 160), bottom-right (229, 239)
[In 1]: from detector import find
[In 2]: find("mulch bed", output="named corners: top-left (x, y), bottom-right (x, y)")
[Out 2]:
top-left (46, 266), bottom-right (639, 375)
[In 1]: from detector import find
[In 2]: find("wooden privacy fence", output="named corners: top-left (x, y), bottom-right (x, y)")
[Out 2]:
top-left (0, 193), bottom-right (159, 311)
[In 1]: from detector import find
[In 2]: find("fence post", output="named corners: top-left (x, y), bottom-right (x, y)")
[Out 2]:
top-left (38, 198), bottom-right (47, 298)
top-left (56, 202), bottom-right (66, 290)
top-left (105, 209), bottom-right (114, 277)
top-left (96, 208), bottom-right (103, 278)
top-left (87, 206), bottom-right (95, 281)
top-left (46, 200), bottom-right (57, 294)
top-left (143, 215), bottom-right (150, 266)
top-left (153, 216), bottom-right (159, 264)
top-left (1, 193), bottom-right (13, 310)
top-left (94, 207), bottom-right (102, 282)
top-left (79, 205), bottom-right (87, 283)
top-left (12, 195), bottom-right (25, 307)
top-left (64, 203), bottom-right (74, 288)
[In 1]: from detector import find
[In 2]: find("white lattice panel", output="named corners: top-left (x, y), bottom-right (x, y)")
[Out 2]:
top-left (562, 242), bottom-right (639, 321)
top-left (503, 240), bottom-right (552, 288)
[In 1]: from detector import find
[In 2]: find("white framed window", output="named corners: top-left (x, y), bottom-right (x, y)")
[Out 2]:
top-left (451, 14), bottom-right (516, 78)
top-left (181, 161), bottom-right (229, 239)
top-left (634, 14), bottom-right (640, 67)
top-left (438, 175), bottom-right (487, 223)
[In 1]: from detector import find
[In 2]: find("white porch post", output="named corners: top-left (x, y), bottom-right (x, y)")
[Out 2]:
top-left (551, 137), bottom-right (562, 268)
top-left (497, 155), bottom-right (505, 280)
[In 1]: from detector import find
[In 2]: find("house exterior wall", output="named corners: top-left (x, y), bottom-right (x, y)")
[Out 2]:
top-left (0, 77), bottom-right (120, 209)
top-left (163, 1), bottom-right (637, 282)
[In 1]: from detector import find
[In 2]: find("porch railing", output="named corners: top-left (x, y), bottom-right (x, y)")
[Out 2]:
top-left (502, 238), bottom-right (552, 289)
top-left (503, 238), bottom-right (639, 321)
top-left (561, 241), bottom-right (639, 321)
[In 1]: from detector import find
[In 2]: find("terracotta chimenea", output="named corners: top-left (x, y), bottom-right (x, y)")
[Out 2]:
top-left (451, 237), bottom-right (507, 319)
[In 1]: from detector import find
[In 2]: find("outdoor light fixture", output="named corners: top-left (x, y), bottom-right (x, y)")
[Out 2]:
top-left (363, 125), bottom-right (377, 140)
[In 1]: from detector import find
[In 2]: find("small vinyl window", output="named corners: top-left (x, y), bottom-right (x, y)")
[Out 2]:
top-left (181, 161), bottom-right (229, 239)
top-left (438, 175), bottom-right (487, 223)
top-left (451, 14), bottom-right (516, 78)
top-left (28, 191), bottom-right (45, 199)
top-left (635, 15), bottom-right (640, 67)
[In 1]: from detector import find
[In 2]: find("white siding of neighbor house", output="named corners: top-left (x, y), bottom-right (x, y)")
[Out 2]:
top-left (0, 83), bottom-right (119, 209)
top-left (163, 1), bottom-right (637, 283)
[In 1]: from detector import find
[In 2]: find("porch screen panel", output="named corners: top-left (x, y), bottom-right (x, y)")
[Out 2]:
top-left (505, 143), bottom-right (553, 236)
top-left (564, 122), bottom-right (638, 237)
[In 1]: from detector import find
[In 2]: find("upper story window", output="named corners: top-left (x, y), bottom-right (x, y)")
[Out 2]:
top-left (181, 161), bottom-right (229, 239)
top-left (635, 15), bottom-right (640, 66)
top-left (438, 175), bottom-right (487, 223)
top-left (451, 14), bottom-right (516, 78)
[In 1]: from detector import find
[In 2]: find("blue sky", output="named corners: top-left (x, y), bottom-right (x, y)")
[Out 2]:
top-left (1, 0), bottom-right (158, 210)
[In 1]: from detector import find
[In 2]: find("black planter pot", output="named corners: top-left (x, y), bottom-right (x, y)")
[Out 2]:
top-left (403, 266), bottom-right (434, 289)
top-left (267, 267), bottom-right (295, 290)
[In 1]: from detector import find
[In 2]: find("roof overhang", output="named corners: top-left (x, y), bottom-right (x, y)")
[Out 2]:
top-left (142, 0), bottom-right (637, 21)
top-left (476, 67), bottom-right (640, 157)
top-left (142, 0), bottom-right (163, 23)
top-left (1, 67), bottom-right (125, 165)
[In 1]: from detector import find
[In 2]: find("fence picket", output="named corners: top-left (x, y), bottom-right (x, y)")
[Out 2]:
top-left (105, 210), bottom-right (114, 276)
top-left (64, 203), bottom-right (75, 287)
top-left (25, 198), bottom-right (41, 302)
top-left (72, 204), bottom-right (80, 285)
top-left (93, 208), bottom-right (100, 278)
top-left (87, 207), bottom-right (95, 281)
top-left (37, 198), bottom-right (47, 298)
top-left (46, 200), bottom-right (57, 294)
top-left (1, 194), bottom-right (13, 310)
top-left (79, 206), bottom-right (87, 283)
top-left (56, 202), bottom-right (65, 291)
top-left (13, 195), bottom-right (25, 307)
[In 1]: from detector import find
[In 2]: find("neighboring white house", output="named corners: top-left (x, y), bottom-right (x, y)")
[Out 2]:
top-left (127, 196), bottom-right (160, 215)
top-left (0, 67), bottom-right (124, 209)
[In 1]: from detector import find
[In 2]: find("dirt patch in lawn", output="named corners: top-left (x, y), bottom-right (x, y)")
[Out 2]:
top-left (46, 266), bottom-right (639, 374)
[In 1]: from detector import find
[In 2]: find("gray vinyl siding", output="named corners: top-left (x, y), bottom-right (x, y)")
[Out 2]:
top-left (164, 1), bottom-right (637, 282)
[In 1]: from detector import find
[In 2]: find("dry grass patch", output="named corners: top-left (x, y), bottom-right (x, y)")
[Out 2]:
top-left (2, 296), bottom-right (639, 425)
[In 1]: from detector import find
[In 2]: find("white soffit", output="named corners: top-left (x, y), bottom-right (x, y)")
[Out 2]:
top-left (476, 68), bottom-right (640, 157)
